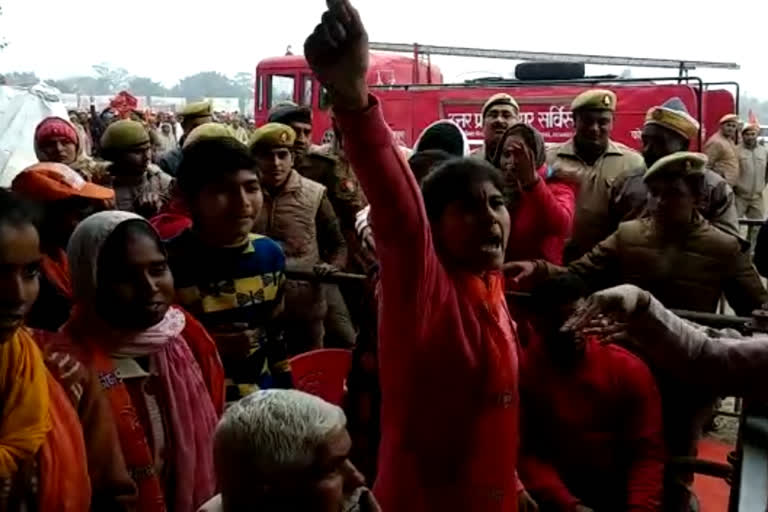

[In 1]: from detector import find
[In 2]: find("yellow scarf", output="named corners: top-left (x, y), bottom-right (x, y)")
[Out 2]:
top-left (0, 328), bottom-right (51, 477)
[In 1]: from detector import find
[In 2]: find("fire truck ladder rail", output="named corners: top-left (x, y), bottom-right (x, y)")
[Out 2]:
top-left (369, 42), bottom-right (740, 72)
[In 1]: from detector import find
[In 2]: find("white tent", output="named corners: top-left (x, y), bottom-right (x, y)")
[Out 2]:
top-left (0, 84), bottom-right (69, 187)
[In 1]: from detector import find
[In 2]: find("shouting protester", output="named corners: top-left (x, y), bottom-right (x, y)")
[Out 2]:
top-left (304, 1), bottom-right (537, 509)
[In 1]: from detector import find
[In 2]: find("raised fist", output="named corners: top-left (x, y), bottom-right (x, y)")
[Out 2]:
top-left (304, 0), bottom-right (370, 110)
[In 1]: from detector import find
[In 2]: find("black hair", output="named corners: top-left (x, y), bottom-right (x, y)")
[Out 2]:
top-left (0, 189), bottom-right (41, 231)
top-left (529, 272), bottom-right (590, 312)
top-left (177, 137), bottom-right (257, 197)
top-left (420, 157), bottom-right (505, 223)
top-left (268, 105), bottom-right (312, 125)
top-left (415, 124), bottom-right (465, 157)
top-left (408, 150), bottom-right (453, 184)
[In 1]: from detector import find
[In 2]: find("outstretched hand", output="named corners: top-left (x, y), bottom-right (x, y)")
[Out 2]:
top-left (305, 0), bottom-right (370, 110)
top-left (562, 285), bottom-right (652, 344)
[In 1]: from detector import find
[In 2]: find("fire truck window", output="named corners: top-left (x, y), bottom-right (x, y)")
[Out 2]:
top-left (319, 87), bottom-right (330, 110)
top-left (302, 76), bottom-right (313, 106)
top-left (269, 75), bottom-right (295, 108)
top-left (257, 75), bottom-right (264, 111)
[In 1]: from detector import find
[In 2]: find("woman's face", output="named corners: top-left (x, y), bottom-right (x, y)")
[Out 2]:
top-left (499, 134), bottom-right (527, 178)
top-left (0, 223), bottom-right (41, 343)
top-left (435, 180), bottom-right (510, 274)
top-left (39, 137), bottom-right (78, 165)
top-left (97, 226), bottom-right (174, 330)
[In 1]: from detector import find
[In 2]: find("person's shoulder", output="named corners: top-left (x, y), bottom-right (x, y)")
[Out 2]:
top-left (298, 172), bottom-right (327, 193)
top-left (615, 217), bottom-right (652, 241)
top-left (248, 234), bottom-right (286, 268)
top-left (594, 342), bottom-right (657, 389)
top-left (695, 220), bottom-right (742, 255)
top-left (610, 140), bottom-right (643, 161)
top-left (545, 140), bottom-right (574, 161)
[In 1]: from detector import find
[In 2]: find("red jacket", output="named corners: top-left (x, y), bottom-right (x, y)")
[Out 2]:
top-left (519, 329), bottom-right (664, 511)
top-left (335, 97), bottom-right (523, 511)
top-left (506, 170), bottom-right (577, 265)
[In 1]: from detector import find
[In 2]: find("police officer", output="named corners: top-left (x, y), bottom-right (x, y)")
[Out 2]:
top-left (470, 93), bottom-right (520, 163)
top-left (611, 98), bottom-right (743, 246)
top-left (546, 89), bottom-right (644, 262)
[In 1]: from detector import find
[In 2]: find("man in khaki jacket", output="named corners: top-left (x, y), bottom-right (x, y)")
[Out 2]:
top-left (546, 89), bottom-right (644, 262)
top-left (704, 113), bottom-right (740, 184)
top-left (736, 122), bottom-right (768, 219)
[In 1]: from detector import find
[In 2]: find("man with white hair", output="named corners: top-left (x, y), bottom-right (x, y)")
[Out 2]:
top-left (198, 389), bottom-right (379, 512)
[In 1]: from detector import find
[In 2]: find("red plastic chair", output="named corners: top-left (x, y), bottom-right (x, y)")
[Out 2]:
top-left (289, 349), bottom-right (353, 406)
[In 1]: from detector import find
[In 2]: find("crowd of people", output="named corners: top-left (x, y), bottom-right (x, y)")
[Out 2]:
top-left (3, 0), bottom-right (768, 511)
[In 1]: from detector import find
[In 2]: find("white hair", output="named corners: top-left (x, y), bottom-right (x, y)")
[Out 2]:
top-left (214, 389), bottom-right (347, 479)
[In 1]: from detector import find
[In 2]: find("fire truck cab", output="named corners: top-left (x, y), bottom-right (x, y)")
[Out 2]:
top-left (254, 44), bottom-right (740, 152)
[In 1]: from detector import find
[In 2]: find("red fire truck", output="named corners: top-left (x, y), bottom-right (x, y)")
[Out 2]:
top-left (254, 43), bottom-right (740, 152)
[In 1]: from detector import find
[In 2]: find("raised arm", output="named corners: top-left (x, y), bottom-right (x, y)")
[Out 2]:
top-left (305, 0), bottom-right (439, 302)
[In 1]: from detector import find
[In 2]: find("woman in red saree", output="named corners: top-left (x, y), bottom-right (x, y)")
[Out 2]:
top-left (304, 2), bottom-right (534, 510)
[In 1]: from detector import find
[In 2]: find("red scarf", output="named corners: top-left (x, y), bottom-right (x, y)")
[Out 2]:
top-left (91, 350), bottom-right (167, 512)
top-left (39, 373), bottom-right (93, 512)
top-left (41, 249), bottom-right (73, 299)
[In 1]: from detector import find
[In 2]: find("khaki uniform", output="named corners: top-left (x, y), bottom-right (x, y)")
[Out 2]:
top-left (704, 132), bottom-right (739, 185)
top-left (297, 145), bottom-right (368, 236)
top-left (611, 166), bottom-right (744, 247)
top-left (735, 144), bottom-right (768, 219)
top-left (546, 138), bottom-right (644, 262)
top-left (295, 146), bottom-right (366, 349)
top-left (253, 170), bottom-right (328, 352)
top-left (548, 214), bottom-right (767, 316)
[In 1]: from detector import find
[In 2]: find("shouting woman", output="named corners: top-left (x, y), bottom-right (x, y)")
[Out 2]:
top-left (304, 1), bottom-right (536, 510)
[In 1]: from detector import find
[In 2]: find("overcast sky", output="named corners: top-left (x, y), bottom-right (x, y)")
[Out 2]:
top-left (1, 0), bottom-right (766, 98)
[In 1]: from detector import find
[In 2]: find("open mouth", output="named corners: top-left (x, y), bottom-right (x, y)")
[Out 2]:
top-left (480, 232), bottom-right (504, 255)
